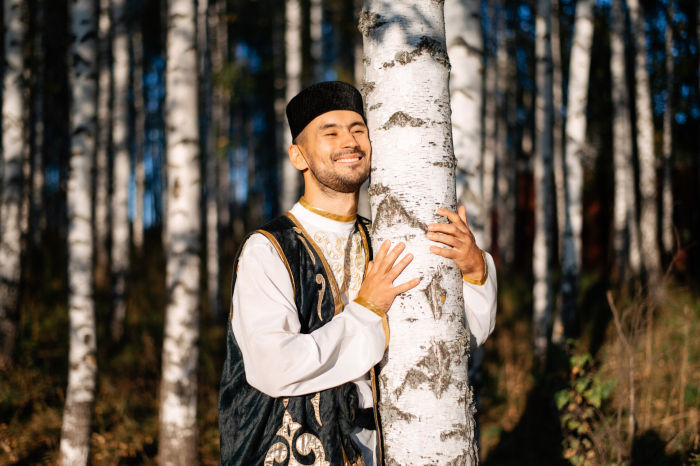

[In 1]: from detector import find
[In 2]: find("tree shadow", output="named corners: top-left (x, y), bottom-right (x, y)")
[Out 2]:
top-left (631, 430), bottom-right (686, 466)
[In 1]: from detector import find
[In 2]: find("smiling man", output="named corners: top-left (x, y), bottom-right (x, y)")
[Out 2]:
top-left (218, 81), bottom-right (497, 466)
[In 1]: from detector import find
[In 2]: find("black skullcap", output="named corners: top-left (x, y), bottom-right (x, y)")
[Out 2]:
top-left (286, 81), bottom-right (365, 141)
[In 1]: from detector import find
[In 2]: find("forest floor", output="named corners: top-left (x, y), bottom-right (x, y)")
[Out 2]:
top-left (1, 231), bottom-right (699, 466)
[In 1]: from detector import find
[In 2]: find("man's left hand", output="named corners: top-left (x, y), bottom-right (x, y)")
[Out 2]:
top-left (427, 206), bottom-right (485, 282)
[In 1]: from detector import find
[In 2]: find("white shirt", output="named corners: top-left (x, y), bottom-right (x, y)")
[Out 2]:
top-left (230, 201), bottom-right (498, 465)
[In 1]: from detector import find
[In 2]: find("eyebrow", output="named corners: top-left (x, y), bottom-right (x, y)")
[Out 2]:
top-left (317, 121), bottom-right (367, 132)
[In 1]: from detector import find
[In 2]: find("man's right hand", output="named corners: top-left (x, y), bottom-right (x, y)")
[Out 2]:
top-left (357, 240), bottom-right (421, 312)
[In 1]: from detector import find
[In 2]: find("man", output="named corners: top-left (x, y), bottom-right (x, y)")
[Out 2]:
top-left (219, 81), bottom-right (497, 466)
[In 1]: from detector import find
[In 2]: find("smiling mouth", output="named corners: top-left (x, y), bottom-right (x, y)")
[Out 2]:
top-left (335, 156), bottom-right (362, 164)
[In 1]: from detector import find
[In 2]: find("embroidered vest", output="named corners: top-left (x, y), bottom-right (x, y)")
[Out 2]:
top-left (218, 212), bottom-right (386, 466)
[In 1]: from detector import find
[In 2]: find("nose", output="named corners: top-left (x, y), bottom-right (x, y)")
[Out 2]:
top-left (339, 127), bottom-right (360, 149)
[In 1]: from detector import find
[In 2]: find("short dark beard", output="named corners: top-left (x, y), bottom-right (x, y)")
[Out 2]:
top-left (305, 147), bottom-right (370, 194)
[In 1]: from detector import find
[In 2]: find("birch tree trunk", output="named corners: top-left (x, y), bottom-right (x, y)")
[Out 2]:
top-left (482, 36), bottom-right (496, 252)
top-left (159, 0), bottom-right (201, 463)
top-left (281, 0), bottom-right (302, 212)
top-left (446, 0), bottom-right (484, 248)
top-left (627, 0), bottom-right (661, 282)
top-left (133, 27), bottom-right (146, 252)
top-left (60, 0), bottom-right (98, 463)
top-left (533, 0), bottom-right (555, 367)
top-left (110, 0), bottom-right (130, 342)
top-left (310, 0), bottom-right (324, 83)
top-left (560, 0), bottom-right (593, 337)
top-left (211, 0), bottom-right (230, 228)
top-left (355, 0), bottom-right (370, 219)
top-left (0, 0), bottom-right (25, 368)
top-left (199, 0), bottom-right (219, 318)
top-left (661, 4), bottom-right (674, 255)
top-left (94, 0), bottom-right (111, 287)
top-left (361, 1), bottom-right (477, 463)
top-left (32, 0), bottom-right (46, 249)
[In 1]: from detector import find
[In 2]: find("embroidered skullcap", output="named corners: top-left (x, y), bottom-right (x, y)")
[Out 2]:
top-left (286, 81), bottom-right (365, 141)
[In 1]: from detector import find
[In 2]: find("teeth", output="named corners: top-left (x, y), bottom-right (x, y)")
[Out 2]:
top-left (337, 158), bottom-right (360, 163)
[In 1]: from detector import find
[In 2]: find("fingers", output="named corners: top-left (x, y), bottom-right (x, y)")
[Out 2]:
top-left (374, 240), bottom-right (391, 264)
top-left (393, 277), bottom-right (421, 295)
top-left (427, 231), bottom-right (460, 248)
top-left (427, 223), bottom-right (461, 237)
top-left (429, 245), bottom-right (458, 259)
top-left (378, 242), bottom-right (405, 274)
top-left (386, 252), bottom-right (413, 281)
top-left (458, 205), bottom-right (469, 227)
top-left (436, 208), bottom-right (467, 232)
top-left (365, 260), bottom-right (374, 276)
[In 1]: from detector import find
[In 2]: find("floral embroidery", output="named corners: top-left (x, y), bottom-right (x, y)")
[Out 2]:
top-left (264, 409), bottom-right (330, 466)
top-left (312, 231), bottom-right (365, 293)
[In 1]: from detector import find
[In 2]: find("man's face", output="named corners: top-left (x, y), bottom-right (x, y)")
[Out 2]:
top-left (293, 110), bottom-right (371, 194)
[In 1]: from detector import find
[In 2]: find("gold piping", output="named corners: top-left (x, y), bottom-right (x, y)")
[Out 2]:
top-left (356, 221), bottom-right (371, 275)
top-left (257, 230), bottom-right (296, 301)
top-left (354, 297), bottom-right (390, 350)
top-left (370, 368), bottom-right (383, 465)
top-left (315, 274), bottom-right (326, 321)
top-left (299, 196), bottom-right (357, 223)
top-left (462, 249), bottom-right (489, 286)
top-left (284, 212), bottom-right (344, 315)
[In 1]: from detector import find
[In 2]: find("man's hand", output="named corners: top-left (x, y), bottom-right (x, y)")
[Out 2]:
top-left (357, 240), bottom-right (421, 312)
top-left (427, 206), bottom-right (485, 281)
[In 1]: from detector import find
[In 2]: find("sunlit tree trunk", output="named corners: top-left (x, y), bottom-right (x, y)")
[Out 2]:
top-left (94, 0), bottom-right (111, 287)
top-left (354, 0), bottom-right (371, 219)
top-left (110, 0), bottom-right (130, 342)
top-left (281, 0), bottom-right (302, 212)
top-left (627, 0), bottom-right (661, 282)
top-left (0, 0), bottom-right (26, 368)
top-left (211, 0), bottom-right (230, 229)
top-left (661, 4), bottom-right (674, 256)
top-left (482, 31), bottom-right (496, 252)
top-left (133, 26), bottom-right (146, 253)
top-left (199, 0), bottom-right (219, 318)
top-left (60, 0), bottom-right (98, 463)
top-left (159, 0), bottom-right (201, 463)
top-left (446, 0), bottom-right (484, 248)
top-left (310, 0), bottom-right (324, 83)
top-left (32, 0), bottom-right (46, 250)
top-left (533, 0), bottom-right (555, 368)
top-left (361, 1), bottom-right (477, 462)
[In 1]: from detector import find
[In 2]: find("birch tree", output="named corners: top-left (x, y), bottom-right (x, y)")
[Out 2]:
top-left (560, 0), bottom-right (594, 337)
top-left (59, 0), bottom-right (98, 463)
top-left (445, 0), bottom-right (484, 248)
top-left (95, 0), bottom-right (111, 286)
top-left (133, 24), bottom-right (146, 252)
top-left (533, 0), bottom-right (555, 366)
top-left (211, 0), bottom-right (230, 228)
top-left (0, 0), bottom-right (26, 368)
top-left (310, 0), bottom-right (324, 83)
top-left (32, 0), bottom-right (46, 249)
top-left (159, 0), bottom-right (201, 462)
top-left (661, 4), bottom-right (674, 255)
top-left (280, 0), bottom-right (302, 212)
top-left (110, 0), bottom-right (130, 342)
top-left (627, 0), bottom-right (661, 282)
top-left (361, 1), bottom-right (477, 462)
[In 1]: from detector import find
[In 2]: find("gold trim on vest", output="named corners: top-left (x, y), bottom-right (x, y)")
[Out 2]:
top-left (299, 196), bottom-right (357, 223)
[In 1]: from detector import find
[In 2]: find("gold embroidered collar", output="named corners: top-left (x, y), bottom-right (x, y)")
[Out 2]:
top-left (299, 196), bottom-right (357, 223)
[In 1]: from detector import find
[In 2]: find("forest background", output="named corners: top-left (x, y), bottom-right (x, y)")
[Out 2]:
top-left (0, 0), bottom-right (699, 464)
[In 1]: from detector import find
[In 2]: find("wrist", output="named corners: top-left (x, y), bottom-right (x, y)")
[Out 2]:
top-left (462, 249), bottom-right (488, 286)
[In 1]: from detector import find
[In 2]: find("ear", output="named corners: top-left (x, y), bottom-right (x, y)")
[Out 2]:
top-left (288, 144), bottom-right (309, 171)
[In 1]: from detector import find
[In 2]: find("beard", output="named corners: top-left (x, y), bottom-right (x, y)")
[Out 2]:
top-left (306, 147), bottom-right (370, 194)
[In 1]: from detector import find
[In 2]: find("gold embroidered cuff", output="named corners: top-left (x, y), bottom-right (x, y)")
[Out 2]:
top-left (463, 249), bottom-right (489, 286)
top-left (353, 297), bottom-right (390, 350)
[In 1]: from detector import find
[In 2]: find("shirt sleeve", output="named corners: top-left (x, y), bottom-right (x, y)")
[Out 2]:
top-left (231, 233), bottom-right (387, 398)
top-left (462, 251), bottom-right (498, 348)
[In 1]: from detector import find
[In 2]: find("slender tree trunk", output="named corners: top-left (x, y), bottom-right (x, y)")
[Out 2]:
top-left (281, 0), bottom-right (302, 212)
top-left (110, 0), bottom-right (130, 342)
top-left (199, 0), bottom-right (219, 318)
top-left (94, 0), bottom-right (111, 288)
top-left (133, 27), bottom-right (146, 252)
top-left (32, 0), bottom-right (46, 250)
top-left (310, 0), bottom-right (324, 83)
top-left (560, 0), bottom-right (593, 335)
top-left (533, 0), bottom-right (555, 368)
top-left (361, 1), bottom-right (477, 462)
top-left (354, 0), bottom-right (371, 219)
top-left (211, 0), bottom-right (230, 229)
top-left (0, 0), bottom-right (25, 368)
top-left (60, 0), bottom-right (98, 463)
top-left (627, 0), bottom-right (661, 283)
top-left (446, 0), bottom-right (484, 248)
top-left (159, 0), bottom-right (201, 463)
top-left (661, 4), bottom-right (674, 255)
top-left (482, 23), bottom-right (496, 252)
top-left (273, 4), bottom-right (287, 216)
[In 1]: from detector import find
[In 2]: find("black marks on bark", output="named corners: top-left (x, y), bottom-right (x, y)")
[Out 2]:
top-left (394, 367), bottom-right (430, 399)
top-left (432, 160), bottom-right (454, 168)
top-left (440, 424), bottom-right (471, 442)
top-left (360, 79), bottom-right (376, 114)
top-left (380, 111), bottom-right (425, 130)
top-left (362, 53), bottom-right (371, 66)
top-left (385, 456), bottom-right (401, 466)
top-left (405, 317), bottom-right (417, 323)
top-left (431, 0), bottom-right (445, 6)
top-left (381, 60), bottom-right (395, 69)
top-left (423, 270), bottom-right (446, 320)
top-left (369, 103), bottom-right (382, 111)
top-left (394, 340), bottom-right (460, 400)
top-left (379, 400), bottom-right (415, 425)
top-left (387, 36), bottom-right (451, 70)
top-left (358, 11), bottom-right (386, 37)
top-left (372, 193), bottom-right (428, 235)
top-left (446, 451), bottom-right (477, 466)
top-left (367, 182), bottom-right (390, 197)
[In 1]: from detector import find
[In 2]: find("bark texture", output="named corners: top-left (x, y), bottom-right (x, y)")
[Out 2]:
top-left (211, 0), bottom-right (230, 229)
top-left (0, 0), bottom-right (25, 368)
top-left (361, 1), bottom-right (477, 463)
top-left (60, 0), bottom-right (98, 463)
top-left (533, 0), bottom-right (555, 367)
top-left (281, 0), bottom-right (302, 211)
top-left (133, 27), bottom-right (146, 252)
top-left (627, 0), bottom-right (661, 282)
top-left (446, 0), bottom-right (484, 248)
top-left (662, 4), bottom-right (674, 255)
top-left (110, 0), bottom-right (130, 342)
top-left (159, 0), bottom-right (201, 464)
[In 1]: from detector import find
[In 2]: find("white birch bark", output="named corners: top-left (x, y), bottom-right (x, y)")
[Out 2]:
top-left (159, 0), bottom-right (201, 463)
top-left (133, 28), bottom-right (146, 252)
top-left (446, 0), bottom-right (484, 249)
top-left (310, 0), bottom-right (324, 83)
top-left (110, 0), bottom-right (130, 342)
top-left (199, 0), bottom-right (219, 318)
top-left (533, 0), bottom-right (555, 367)
top-left (560, 0), bottom-right (593, 336)
top-left (0, 0), bottom-right (25, 368)
top-left (482, 40), bottom-right (496, 252)
top-left (355, 0), bottom-right (370, 219)
top-left (211, 0), bottom-right (230, 228)
top-left (281, 0), bottom-right (302, 212)
top-left (361, 1), bottom-right (477, 463)
top-left (60, 0), bottom-right (98, 463)
top-left (95, 0), bottom-right (111, 285)
top-left (627, 0), bottom-right (661, 282)
top-left (32, 0), bottom-right (46, 249)
top-left (661, 4), bottom-right (674, 255)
